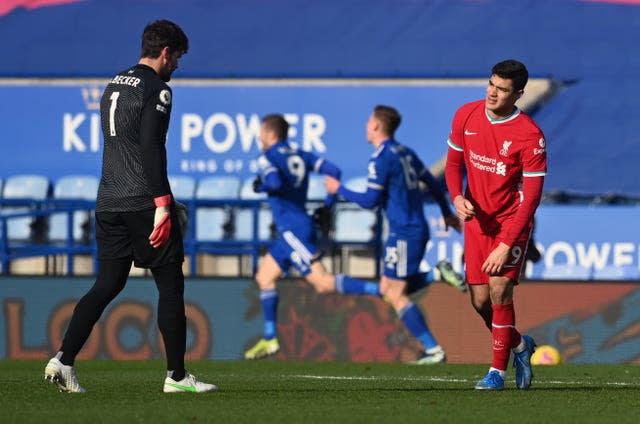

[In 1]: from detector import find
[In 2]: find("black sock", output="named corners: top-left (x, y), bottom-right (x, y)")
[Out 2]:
top-left (152, 263), bottom-right (186, 377)
top-left (60, 258), bottom-right (131, 365)
top-left (169, 369), bottom-right (186, 381)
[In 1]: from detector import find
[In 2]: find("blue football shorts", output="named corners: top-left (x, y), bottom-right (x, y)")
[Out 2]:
top-left (269, 230), bottom-right (319, 276)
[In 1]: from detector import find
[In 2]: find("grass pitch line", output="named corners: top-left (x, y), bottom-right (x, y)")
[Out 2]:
top-left (292, 374), bottom-right (640, 387)
top-left (542, 379), bottom-right (640, 387)
top-left (291, 374), bottom-right (469, 383)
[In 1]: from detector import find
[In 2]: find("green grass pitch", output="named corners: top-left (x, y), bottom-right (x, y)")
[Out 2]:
top-left (2, 360), bottom-right (639, 423)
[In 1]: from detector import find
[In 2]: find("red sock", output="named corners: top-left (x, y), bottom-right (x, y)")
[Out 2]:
top-left (512, 328), bottom-right (522, 350)
top-left (491, 302), bottom-right (516, 371)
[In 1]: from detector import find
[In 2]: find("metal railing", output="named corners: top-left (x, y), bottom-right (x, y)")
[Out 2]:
top-left (0, 198), bottom-right (383, 277)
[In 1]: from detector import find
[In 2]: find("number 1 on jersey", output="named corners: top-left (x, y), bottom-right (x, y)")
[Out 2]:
top-left (108, 91), bottom-right (120, 136)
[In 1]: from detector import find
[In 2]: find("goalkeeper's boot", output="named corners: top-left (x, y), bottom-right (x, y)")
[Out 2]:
top-left (409, 346), bottom-right (446, 365)
top-left (475, 370), bottom-right (505, 390)
top-left (244, 338), bottom-right (280, 360)
top-left (163, 372), bottom-right (217, 393)
top-left (44, 357), bottom-right (86, 393)
top-left (436, 260), bottom-right (467, 292)
top-left (513, 335), bottom-right (536, 390)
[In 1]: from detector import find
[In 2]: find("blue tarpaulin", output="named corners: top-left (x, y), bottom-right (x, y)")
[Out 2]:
top-left (1, 0), bottom-right (639, 196)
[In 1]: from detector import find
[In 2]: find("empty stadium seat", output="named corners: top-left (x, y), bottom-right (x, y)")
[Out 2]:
top-left (195, 176), bottom-right (241, 241)
top-left (1, 174), bottom-right (50, 240)
top-left (308, 175), bottom-right (327, 201)
top-left (235, 178), bottom-right (273, 240)
top-left (48, 175), bottom-right (98, 242)
top-left (334, 177), bottom-right (377, 242)
top-left (169, 175), bottom-right (197, 199)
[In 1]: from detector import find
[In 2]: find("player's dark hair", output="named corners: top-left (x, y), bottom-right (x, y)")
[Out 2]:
top-left (141, 20), bottom-right (189, 59)
top-left (491, 59), bottom-right (529, 92)
top-left (373, 105), bottom-right (402, 137)
top-left (262, 114), bottom-right (289, 141)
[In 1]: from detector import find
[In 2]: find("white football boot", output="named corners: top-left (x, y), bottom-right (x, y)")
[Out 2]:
top-left (44, 357), bottom-right (86, 393)
top-left (163, 372), bottom-right (218, 393)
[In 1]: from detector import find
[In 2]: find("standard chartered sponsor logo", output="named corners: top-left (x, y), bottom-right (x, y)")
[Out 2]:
top-left (469, 149), bottom-right (506, 176)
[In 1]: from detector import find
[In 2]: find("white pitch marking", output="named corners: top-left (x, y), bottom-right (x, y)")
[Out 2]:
top-left (290, 375), bottom-right (640, 387)
top-left (291, 374), bottom-right (469, 383)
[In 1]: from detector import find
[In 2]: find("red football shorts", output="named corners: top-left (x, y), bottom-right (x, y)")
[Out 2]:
top-left (463, 218), bottom-right (532, 285)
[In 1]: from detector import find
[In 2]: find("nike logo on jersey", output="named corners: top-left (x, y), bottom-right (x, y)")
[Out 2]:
top-left (464, 130), bottom-right (478, 135)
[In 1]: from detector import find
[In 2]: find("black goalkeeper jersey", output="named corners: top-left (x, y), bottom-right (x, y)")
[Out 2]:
top-left (96, 64), bottom-right (173, 212)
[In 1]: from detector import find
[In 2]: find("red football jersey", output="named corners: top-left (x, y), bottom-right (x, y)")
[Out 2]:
top-left (447, 100), bottom-right (547, 234)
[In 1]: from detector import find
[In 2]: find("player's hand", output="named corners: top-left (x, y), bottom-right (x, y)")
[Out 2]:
top-left (453, 195), bottom-right (475, 221)
top-left (313, 205), bottom-right (332, 235)
top-left (174, 200), bottom-right (188, 235)
top-left (444, 214), bottom-right (462, 233)
top-left (149, 194), bottom-right (172, 248)
top-left (324, 175), bottom-right (340, 195)
top-left (252, 176), bottom-right (263, 193)
top-left (481, 242), bottom-right (510, 275)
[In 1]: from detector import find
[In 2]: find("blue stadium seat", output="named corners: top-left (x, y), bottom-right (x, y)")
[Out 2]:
top-left (308, 175), bottom-right (327, 201)
top-left (235, 178), bottom-right (273, 240)
top-left (2, 174), bottom-right (50, 199)
top-left (196, 176), bottom-right (241, 200)
top-left (169, 175), bottom-right (197, 200)
top-left (195, 176), bottom-right (241, 241)
top-left (334, 209), bottom-right (377, 242)
top-left (334, 177), bottom-right (376, 242)
top-left (48, 175), bottom-right (98, 242)
top-left (1, 174), bottom-right (50, 240)
top-left (541, 264), bottom-right (591, 280)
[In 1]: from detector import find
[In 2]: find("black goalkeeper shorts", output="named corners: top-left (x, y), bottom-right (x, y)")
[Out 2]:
top-left (95, 208), bottom-right (184, 269)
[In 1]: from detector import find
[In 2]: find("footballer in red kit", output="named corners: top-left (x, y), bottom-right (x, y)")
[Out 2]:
top-left (445, 60), bottom-right (546, 390)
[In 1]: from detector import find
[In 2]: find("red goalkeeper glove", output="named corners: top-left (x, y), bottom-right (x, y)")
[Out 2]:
top-left (149, 194), bottom-right (172, 248)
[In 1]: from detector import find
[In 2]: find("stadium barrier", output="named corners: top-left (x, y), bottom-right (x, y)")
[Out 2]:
top-left (0, 198), bottom-right (383, 277)
top-left (2, 277), bottom-right (640, 364)
top-left (2, 198), bottom-right (640, 281)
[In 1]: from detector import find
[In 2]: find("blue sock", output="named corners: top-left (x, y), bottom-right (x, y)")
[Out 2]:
top-left (260, 289), bottom-right (279, 340)
top-left (399, 302), bottom-right (438, 350)
top-left (335, 274), bottom-right (380, 296)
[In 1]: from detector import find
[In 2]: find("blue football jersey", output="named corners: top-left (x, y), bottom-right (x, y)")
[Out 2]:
top-left (258, 141), bottom-right (324, 235)
top-left (367, 140), bottom-right (429, 238)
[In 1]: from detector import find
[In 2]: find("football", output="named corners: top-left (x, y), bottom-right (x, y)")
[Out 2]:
top-left (531, 345), bottom-right (562, 365)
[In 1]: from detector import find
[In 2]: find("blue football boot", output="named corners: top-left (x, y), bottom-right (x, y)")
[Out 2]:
top-left (513, 335), bottom-right (536, 389)
top-left (475, 370), bottom-right (505, 390)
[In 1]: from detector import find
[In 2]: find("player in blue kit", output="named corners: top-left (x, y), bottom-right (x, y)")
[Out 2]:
top-left (325, 105), bottom-right (463, 364)
top-left (244, 114), bottom-right (380, 359)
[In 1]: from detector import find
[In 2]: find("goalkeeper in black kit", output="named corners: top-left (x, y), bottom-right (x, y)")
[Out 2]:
top-left (44, 20), bottom-right (216, 394)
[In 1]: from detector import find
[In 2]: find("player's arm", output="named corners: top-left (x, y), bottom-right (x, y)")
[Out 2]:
top-left (499, 132), bottom-right (547, 246)
top-left (444, 114), bottom-right (475, 221)
top-left (336, 183), bottom-right (384, 209)
top-left (139, 89), bottom-right (172, 200)
top-left (312, 155), bottom-right (341, 207)
top-left (253, 155), bottom-right (282, 193)
top-left (140, 87), bottom-right (173, 248)
top-left (327, 157), bottom-right (385, 209)
top-left (499, 176), bottom-right (544, 247)
top-left (482, 175), bottom-right (544, 275)
top-left (482, 132), bottom-right (547, 275)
